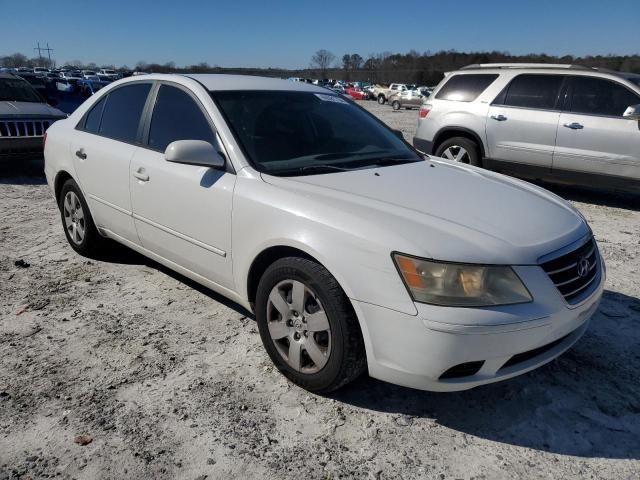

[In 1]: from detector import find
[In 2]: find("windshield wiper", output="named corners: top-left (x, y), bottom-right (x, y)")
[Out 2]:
top-left (271, 164), bottom-right (355, 176)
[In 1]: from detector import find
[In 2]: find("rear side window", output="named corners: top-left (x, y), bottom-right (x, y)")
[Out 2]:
top-left (83, 96), bottom-right (106, 133)
top-left (148, 85), bottom-right (215, 152)
top-left (98, 83), bottom-right (151, 143)
top-left (568, 76), bottom-right (640, 117)
top-left (494, 74), bottom-right (564, 110)
top-left (435, 74), bottom-right (498, 102)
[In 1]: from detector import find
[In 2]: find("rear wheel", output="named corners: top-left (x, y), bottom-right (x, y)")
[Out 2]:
top-left (392, 100), bottom-right (401, 110)
top-left (58, 178), bottom-right (105, 255)
top-left (377, 94), bottom-right (386, 105)
top-left (435, 137), bottom-right (481, 166)
top-left (256, 257), bottom-right (366, 393)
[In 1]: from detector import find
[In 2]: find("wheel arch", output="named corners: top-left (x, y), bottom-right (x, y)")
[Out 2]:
top-left (245, 243), bottom-right (374, 371)
top-left (54, 170), bottom-right (74, 203)
top-left (433, 127), bottom-right (486, 158)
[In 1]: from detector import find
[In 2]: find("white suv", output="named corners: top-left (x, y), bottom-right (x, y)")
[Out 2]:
top-left (44, 74), bottom-right (604, 393)
top-left (413, 64), bottom-right (640, 194)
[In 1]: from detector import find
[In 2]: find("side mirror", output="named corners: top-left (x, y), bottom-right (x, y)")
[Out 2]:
top-left (391, 129), bottom-right (404, 140)
top-left (623, 104), bottom-right (640, 120)
top-left (165, 140), bottom-right (225, 168)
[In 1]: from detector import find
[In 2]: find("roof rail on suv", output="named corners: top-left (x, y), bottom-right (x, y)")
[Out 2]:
top-left (460, 63), bottom-right (592, 71)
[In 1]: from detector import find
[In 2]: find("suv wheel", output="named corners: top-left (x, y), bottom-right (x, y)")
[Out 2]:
top-left (58, 178), bottom-right (105, 255)
top-left (435, 137), bottom-right (481, 166)
top-left (392, 100), bottom-right (401, 111)
top-left (255, 257), bottom-right (366, 393)
top-left (377, 94), bottom-right (386, 105)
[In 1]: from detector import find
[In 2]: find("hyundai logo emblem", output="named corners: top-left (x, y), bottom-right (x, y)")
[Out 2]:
top-left (577, 257), bottom-right (590, 278)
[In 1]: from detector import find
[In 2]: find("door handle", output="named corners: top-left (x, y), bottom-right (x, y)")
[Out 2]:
top-left (75, 149), bottom-right (87, 160)
top-left (133, 168), bottom-right (149, 182)
top-left (563, 122), bottom-right (584, 130)
top-left (491, 114), bottom-right (507, 121)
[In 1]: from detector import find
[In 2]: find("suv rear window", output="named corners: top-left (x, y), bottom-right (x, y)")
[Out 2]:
top-left (494, 74), bottom-right (564, 110)
top-left (435, 74), bottom-right (498, 102)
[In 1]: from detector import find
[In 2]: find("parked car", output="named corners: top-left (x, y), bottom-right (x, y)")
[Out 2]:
top-left (0, 73), bottom-right (66, 160)
top-left (388, 89), bottom-right (424, 110)
top-left (98, 69), bottom-right (119, 81)
top-left (413, 63), bottom-right (640, 194)
top-left (44, 74), bottom-right (604, 393)
top-left (346, 86), bottom-right (369, 100)
top-left (81, 70), bottom-right (97, 79)
top-left (33, 67), bottom-right (50, 75)
top-left (372, 83), bottom-right (407, 104)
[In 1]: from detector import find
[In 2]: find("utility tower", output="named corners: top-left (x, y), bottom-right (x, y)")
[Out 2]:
top-left (34, 42), bottom-right (54, 68)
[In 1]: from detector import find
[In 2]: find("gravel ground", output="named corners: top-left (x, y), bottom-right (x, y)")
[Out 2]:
top-left (1, 101), bottom-right (639, 480)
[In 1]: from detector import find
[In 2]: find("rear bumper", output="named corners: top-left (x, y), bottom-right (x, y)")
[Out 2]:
top-left (412, 137), bottom-right (433, 154)
top-left (353, 259), bottom-right (605, 392)
top-left (0, 137), bottom-right (44, 161)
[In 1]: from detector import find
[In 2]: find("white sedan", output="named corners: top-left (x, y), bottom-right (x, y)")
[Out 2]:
top-left (44, 74), bottom-right (604, 393)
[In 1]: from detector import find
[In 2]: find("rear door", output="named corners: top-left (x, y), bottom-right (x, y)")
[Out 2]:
top-left (71, 82), bottom-right (152, 243)
top-left (486, 74), bottom-right (565, 169)
top-left (129, 82), bottom-right (236, 290)
top-left (554, 75), bottom-right (640, 181)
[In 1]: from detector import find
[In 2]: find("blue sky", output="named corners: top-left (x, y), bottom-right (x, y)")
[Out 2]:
top-left (1, 0), bottom-right (638, 69)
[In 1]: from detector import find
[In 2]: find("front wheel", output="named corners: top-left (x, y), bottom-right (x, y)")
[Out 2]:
top-left (434, 137), bottom-right (482, 166)
top-left (255, 257), bottom-right (366, 393)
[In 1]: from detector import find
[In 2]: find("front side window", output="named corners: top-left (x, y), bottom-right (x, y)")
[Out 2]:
top-left (98, 83), bottom-right (151, 143)
top-left (494, 74), bottom-right (564, 110)
top-left (212, 90), bottom-right (421, 176)
top-left (148, 85), bottom-right (215, 152)
top-left (568, 76), bottom-right (640, 117)
top-left (435, 74), bottom-right (498, 102)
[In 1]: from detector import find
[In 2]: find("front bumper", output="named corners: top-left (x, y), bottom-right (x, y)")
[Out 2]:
top-left (353, 259), bottom-right (605, 392)
top-left (0, 137), bottom-right (44, 161)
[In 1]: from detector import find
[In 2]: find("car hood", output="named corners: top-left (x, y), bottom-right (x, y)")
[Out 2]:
top-left (261, 159), bottom-right (589, 265)
top-left (0, 101), bottom-right (66, 118)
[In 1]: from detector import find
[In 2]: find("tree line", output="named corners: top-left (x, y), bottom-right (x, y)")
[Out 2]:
top-left (3, 49), bottom-right (639, 86)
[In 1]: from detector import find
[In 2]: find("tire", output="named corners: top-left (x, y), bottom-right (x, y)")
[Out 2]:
top-left (392, 101), bottom-right (401, 111)
top-left (434, 136), bottom-right (482, 166)
top-left (377, 94), bottom-right (386, 105)
top-left (255, 257), bottom-right (366, 393)
top-left (58, 178), bottom-right (105, 256)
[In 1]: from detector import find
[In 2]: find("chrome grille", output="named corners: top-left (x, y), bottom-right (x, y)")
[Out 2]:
top-left (0, 119), bottom-right (52, 138)
top-left (541, 237), bottom-right (600, 304)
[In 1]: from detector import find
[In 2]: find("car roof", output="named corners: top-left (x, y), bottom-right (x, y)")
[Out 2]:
top-left (456, 63), bottom-right (638, 83)
top-left (184, 74), bottom-right (327, 92)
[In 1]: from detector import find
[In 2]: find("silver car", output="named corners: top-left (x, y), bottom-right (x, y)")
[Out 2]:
top-left (413, 63), bottom-right (640, 194)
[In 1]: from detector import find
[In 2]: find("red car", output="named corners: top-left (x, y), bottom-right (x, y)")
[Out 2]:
top-left (346, 86), bottom-right (369, 100)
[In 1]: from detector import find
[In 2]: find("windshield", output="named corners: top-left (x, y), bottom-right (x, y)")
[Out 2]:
top-left (212, 90), bottom-right (421, 176)
top-left (626, 76), bottom-right (640, 88)
top-left (0, 78), bottom-right (43, 102)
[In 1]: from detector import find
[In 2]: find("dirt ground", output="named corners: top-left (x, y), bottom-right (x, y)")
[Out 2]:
top-left (1, 101), bottom-right (639, 480)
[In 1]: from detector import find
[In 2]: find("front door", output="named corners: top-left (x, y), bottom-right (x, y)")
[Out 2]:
top-left (130, 83), bottom-right (236, 290)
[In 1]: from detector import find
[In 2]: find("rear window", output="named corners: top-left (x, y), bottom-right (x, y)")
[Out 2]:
top-left (98, 83), bottom-right (151, 143)
top-left (435, 74), bottom-right (498, 102)
top-left (493, 74), bottom-right (564, 110)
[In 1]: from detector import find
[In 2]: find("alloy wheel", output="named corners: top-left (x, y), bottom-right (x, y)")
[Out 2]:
top-left (266, 279), bottom-right (331, 373)
top-left (63, 191), bottom-right (85, 245)
top-left (441, 145), bottom-right (470, 163)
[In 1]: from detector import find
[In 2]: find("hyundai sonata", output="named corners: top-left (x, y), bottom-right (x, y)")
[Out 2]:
top-left (44, 74), bottom-right (604, 393)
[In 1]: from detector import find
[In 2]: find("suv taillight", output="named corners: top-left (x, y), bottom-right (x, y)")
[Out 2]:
top-left (419, 105), bottom-right (431, 119)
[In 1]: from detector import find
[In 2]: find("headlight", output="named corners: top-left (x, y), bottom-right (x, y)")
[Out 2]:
top-left (393, 253), bottom-right (532, 307)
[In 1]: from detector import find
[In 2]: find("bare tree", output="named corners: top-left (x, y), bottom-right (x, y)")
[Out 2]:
top-left (310, 49), bottom-right (335, 77)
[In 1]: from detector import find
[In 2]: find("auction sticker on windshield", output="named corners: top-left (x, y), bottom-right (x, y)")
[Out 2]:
top-left (315, 93), bottom-right (348, 104)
